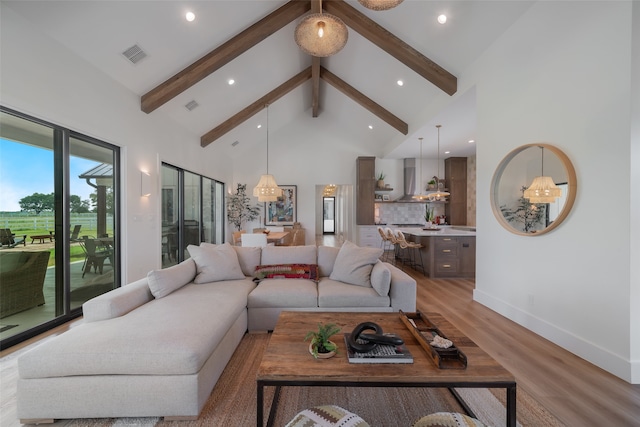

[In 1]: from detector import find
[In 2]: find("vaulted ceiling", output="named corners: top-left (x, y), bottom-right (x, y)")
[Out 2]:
top-left (4, 0), bottom-right (535, 159)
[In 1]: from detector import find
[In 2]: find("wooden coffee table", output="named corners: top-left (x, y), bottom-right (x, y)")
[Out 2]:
top-left (256, 311), bottom-right (516, 427)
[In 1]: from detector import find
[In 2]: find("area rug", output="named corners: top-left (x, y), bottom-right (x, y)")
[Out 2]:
top-left (1, 333), bottom-right (565, 427)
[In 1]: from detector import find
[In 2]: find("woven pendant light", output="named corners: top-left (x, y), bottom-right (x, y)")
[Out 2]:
top-left (253, 105), bottom-right (283, 202)
top-left (295, 0), bottom-right (348, 57)
top-left (357, 0), bottom-right (404, 11)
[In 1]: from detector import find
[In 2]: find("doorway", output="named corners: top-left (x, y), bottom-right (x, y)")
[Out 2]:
top-left (323, 197), bottom-right (335, 234)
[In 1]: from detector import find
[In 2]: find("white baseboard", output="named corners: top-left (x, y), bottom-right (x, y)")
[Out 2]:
top-left (473, 288), bottom-right (637, 384)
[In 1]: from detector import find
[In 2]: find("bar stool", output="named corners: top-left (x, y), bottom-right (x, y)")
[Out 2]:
top-left (377, 226), bottom-right (393, 262)
top-left (395, 230), bottom-right (425, 275)
top-left (385, 228), bottom-right (400, 266)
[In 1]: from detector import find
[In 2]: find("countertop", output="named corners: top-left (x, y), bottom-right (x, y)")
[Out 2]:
top-left (390, 225), bottom-right (476, 237)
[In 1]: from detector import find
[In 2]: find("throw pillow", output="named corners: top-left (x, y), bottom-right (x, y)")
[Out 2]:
top-left (329, 240), bottom-right (383, 287)
top-left (187, 242), bottom-right (245, 283)
top-left (254, 264), bottom-right (320, 281)
top-left (370, 260), bottom-right (391, 296)
top-left (231, 245), bottom-right (262, 276)
top-left (147, 258), bottom-right (196, 298)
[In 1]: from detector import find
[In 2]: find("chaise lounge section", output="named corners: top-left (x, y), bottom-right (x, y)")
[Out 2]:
top-left (17, 242), bottom-right (416, 423)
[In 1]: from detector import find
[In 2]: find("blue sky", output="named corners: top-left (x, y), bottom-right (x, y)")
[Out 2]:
top-left (0, 138), bottom-right (99, 212)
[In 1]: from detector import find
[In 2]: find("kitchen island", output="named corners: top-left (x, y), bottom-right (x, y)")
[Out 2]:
top-left (392, 226), bottom-right (476, 278)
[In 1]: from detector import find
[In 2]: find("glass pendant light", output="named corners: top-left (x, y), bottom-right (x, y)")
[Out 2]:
top-left (413, 137), bottom-right (430, 201)
top-left (428, 125), bottom-right (450, 202)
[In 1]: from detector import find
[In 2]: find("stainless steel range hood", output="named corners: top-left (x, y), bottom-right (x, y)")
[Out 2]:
top-left (396, 158), bottom-right (421, 202)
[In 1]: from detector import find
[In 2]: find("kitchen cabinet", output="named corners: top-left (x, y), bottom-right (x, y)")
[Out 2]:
top-left (357, 225), bottom-right (382, 248)
top-left (356, 157), bottom-right (376, 225)
top-left (410, 234), bottom-right (475, 278)
top-left (445, 157), bottom-right (467, 225)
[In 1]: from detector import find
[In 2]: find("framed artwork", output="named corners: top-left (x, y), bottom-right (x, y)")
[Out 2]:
top-left (265, 185), bottom-right (297, 225)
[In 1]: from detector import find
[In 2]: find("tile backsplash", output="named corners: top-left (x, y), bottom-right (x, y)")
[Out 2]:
top-left (374, 203), bottom-right (446, 225)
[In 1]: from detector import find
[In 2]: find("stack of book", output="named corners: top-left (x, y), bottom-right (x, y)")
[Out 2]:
top-left (343, 333), bottom-right (413, 364)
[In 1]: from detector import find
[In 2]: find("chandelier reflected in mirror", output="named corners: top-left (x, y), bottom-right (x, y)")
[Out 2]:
top-left (294, 0), bottom-right (348, 57)
top-left (524, 146), bottom-right (562, 203)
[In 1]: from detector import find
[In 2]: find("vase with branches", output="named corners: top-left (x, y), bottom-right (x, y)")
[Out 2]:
top-left (500, 186), bottom-right (547, 233)
top-left (226, 184), bottom-right (261, 231)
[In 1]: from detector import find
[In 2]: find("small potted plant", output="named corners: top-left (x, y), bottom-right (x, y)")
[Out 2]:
top-left (376, 172), bottom-right (386, 189)
top-left (305, 322), bottom-right (341, 359)
top-left (427, 178), bottom-right (437, 190)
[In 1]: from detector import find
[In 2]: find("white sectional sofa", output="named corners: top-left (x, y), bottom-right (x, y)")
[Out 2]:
top-left (17, 242), bottom-right (416, 423)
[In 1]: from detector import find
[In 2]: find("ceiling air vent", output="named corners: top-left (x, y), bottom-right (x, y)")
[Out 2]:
top-left (231, 141), bottom-right (240, 147)
top-left (185, 100), bottom-right (199, 111)
top-left (122, 44), bottom-right (147, 64)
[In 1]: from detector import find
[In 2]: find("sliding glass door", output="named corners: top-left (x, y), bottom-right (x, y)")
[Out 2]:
top-left (0, 106), bottom-right (120, 349)
top-left (160, 163), bottom-right (224, 268)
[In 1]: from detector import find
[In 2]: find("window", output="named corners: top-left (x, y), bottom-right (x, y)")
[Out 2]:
top-left (0, 106), bottom-right (120, 349)
top-left (161, 163), bottom-right (224, 267)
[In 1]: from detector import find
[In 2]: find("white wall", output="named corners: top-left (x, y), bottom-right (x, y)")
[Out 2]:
top-left (0, 6), bottom-right (233, 283)
top-left (469, 1), bottom-right (637, 382)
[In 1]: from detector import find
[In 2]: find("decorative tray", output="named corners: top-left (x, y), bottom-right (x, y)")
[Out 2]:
top-left (399, 311), bottom-right (467, 369)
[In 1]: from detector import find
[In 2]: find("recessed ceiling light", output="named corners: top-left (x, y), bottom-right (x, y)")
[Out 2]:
top-left (437, 14), bottom-right (447, 24)
top-left (368, 125), bottom-right (373, 130)
top-left (445, 151), bottom-right (451, 154)
top-left (468, 139), bottom-right (475, 143)
top-left (257, 124), bottom-right (262, 129)
top-left (397, 80), bottom-right (404, 86)
top-left (228, 79), bottom-right (235, 85)
top-left (185, 11), bottom-right (195, 22)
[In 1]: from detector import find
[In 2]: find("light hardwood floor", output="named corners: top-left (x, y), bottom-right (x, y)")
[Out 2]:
top-left (408, 270), bottom-right (640, 426)
top-left (2, 266), bottom-right (639, 426)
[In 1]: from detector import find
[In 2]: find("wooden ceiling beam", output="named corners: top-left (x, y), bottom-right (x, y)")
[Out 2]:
top-left (311, 57), bottom-right (321, 117)
top-left (310, 0), bottom-right (321, 118)
top-left (141, 1), bottom-right (310, 114)
top-left (201, 67), bottom-right (313, 147)
top-left (324, 0), bottom-right (457, 96)
top-left (320, 67), bottom-right (408, 135)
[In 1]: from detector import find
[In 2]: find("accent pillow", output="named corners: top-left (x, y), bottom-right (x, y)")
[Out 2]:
top-left (187, 242), bottom-right (245, 283)
top-left (147, 258), bottom-right (196, 299)
top-left (370, 260), bottom-right (391, 296)
top-left (231, 245), bottom-right (262, 276)
top-left (329, 240), bottom-right (383, 287)
top-left (254, 264), bottom-right (320, 281)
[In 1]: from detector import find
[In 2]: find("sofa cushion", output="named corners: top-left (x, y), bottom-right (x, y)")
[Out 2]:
top-left (370, 260), bottom-right (391, 297)
top-left (318, 246), bottom-right (340, 277)
top-left (329, 241), bottom-right (383, 287)
top-left (247, 278), bottom-right (318, 308)
top-left (20, 279), bottom-right (256, 378)
top-left (231, 245), bottom-right (262, 276)
top-left (82, 278), bottom-right (154, 322)
top-left (147, 258), bottom-right (196, 298)
top-left (187, 242), bottom-right (245, 283)
top-left (261, 245), bottom-right (317, 265)
top-left (318, 278), bottom-right (390, 308)
top-left (255, 264), bottom-right (320, 281)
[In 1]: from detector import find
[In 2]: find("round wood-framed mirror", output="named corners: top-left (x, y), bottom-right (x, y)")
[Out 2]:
top-left (490, 143), bottom-right (577, 236)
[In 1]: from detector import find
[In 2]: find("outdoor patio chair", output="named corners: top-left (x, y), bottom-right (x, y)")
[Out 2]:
top-left (80, 236), bottom-right (112, 277)
top-left (0, 228), bottom-right (26, 248)
top-left (70, 224), bottom-right (82, 242)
